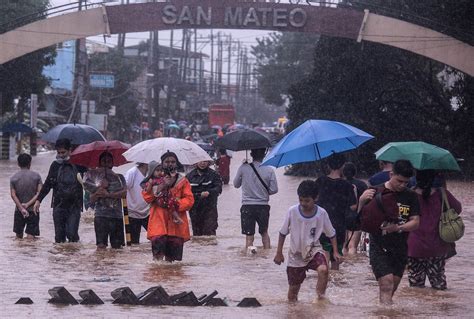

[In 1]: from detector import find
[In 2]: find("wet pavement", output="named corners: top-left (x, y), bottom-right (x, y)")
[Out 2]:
top-left (1, 151), bottom-right (473, 318)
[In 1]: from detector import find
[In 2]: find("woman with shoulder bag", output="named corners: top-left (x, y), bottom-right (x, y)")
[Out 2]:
top-left (407, 170), bottom-right (462, 290)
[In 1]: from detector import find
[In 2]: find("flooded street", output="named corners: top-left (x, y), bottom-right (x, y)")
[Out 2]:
top-left (1, 151), bottom-right (474, 318)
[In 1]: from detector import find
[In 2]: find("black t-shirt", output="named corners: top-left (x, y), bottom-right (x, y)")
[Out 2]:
top-left (349, 178), bottom-right (368, 199)
top-left (370, 186), bottom-right (420, 253)
top-left (315, 176), bottom-right (357, 243)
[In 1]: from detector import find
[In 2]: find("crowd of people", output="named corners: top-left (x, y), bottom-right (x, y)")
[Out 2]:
top-left (9, 138), bottom-right (463, 305)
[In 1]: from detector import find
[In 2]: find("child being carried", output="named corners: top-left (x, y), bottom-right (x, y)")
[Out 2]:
top-left (145, 163), bottom-right (183, 224)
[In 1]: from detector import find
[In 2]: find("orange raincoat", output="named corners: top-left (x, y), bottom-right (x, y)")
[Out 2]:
top-left (142, 174), bottom-right (194, 241)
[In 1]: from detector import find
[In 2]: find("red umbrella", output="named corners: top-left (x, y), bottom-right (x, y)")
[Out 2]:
top-left (70, 140), bottom-right (131, 168)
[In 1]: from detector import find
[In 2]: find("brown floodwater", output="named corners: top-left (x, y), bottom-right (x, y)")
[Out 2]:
top-left (1, 151), bottom-right (473, 318)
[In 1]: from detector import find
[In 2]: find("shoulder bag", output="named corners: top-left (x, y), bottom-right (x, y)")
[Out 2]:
top-left (249, 162), bottom-right (269, 193)
top-left (439, 188), bottom-right (464, 243)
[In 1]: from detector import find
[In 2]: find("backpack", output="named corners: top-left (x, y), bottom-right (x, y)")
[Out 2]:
top-left (55, 163), bottom-right (82, 206)
top-left (358, 189), bottom-right (400, 235)
top-left (439, 188), bottom-right (464, 243)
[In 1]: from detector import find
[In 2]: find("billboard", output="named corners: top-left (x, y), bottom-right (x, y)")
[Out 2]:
top-left (90, 73), bottom-right (115, 88)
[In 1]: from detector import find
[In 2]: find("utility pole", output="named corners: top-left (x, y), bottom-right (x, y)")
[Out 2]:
top-left (242, 48), bottom-right (248, 97)
top-left (183, 29), bottom-right (190, 85)
top-left (179, 29), bottom-right (186, 83)
top-left (166, 29), bottom-right (174, 118)
top-left (236, 41), bottom-right (241, 100)
top-left (210, 29), bottom-right (214, 96)
top-left (152, 29), bottom-right (160, 128)
top-left (227, 34), bottom-right (232, 101)
top-left (146, 30), bottom-right (153, 130)
top-left (199, 51), bottom-right (203, 96)
top-left (180, 30), bottom-right (191, 120)
top-left (238, 46), bottom-right (243, 100)
top-left (69, 0), bottom-right (86, 123)
top-left (194, 29), bottom-right (197, 92)
top-left (217, 32), bottom-right (222, 100)
top-left (117, 0), bottom-right (129, 50)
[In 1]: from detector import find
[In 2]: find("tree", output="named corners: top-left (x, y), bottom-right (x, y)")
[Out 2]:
top-left (88, 49), bottom-right (145, 141)
top-left (285, 0), bottom-right (473, 176)
top-left (251, 32), bottom-right (320, 106)
top-left (450, 75), bottom-right (474, 175)
top-left (0, 0), bottom-right (56, 118)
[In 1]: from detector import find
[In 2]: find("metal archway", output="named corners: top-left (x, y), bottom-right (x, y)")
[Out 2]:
top-left (1, 0), bottom-right (473, 75)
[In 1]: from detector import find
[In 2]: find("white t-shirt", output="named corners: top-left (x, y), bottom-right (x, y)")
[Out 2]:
top-left (279, 204), bottom-right (336, 267)
top-left (124, 166), bottom-right (149, 219)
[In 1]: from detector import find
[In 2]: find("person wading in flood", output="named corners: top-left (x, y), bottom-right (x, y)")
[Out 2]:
top-left (10, 153), bottom-right (43, 239)
top-left (359, 159), bottom-right (420, 304)
top-left (274, 180), bottom-right (341, 302)
top-left (234, 148), bottom-right (278, 250)
top-left (83, 152), bottom-right (127, 249)
top-left (142, 152), bottom-right (194, 262)
top-left (407, 169), bottom-right (462, 290)
top-left (34, 138), bottom-right (84, 243)
top-left (186, 160), bottom-right (222, 236)
top-left (315, 153), bottom-right (356, 270)
top-left (124, 162), bottom-right (150, 244)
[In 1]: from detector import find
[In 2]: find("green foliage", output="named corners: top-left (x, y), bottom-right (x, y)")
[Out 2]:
top-left (88, 49), bottom-right (145, 141)
top-left (251, 32), bottom-right (320, 106)
top-left (450, 75), bottom-right (474, 174)
top-left (0, 0), bottom-right (56, 115)
top-left (288, 37), bottom-right (453, 173)
top-left (285, 0), bottom-right (473, 176)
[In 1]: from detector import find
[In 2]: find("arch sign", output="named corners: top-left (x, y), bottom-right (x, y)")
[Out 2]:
top-left (0, 0), bottom-right (473, 75)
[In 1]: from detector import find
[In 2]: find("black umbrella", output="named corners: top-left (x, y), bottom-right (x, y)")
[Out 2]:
top-left (41, 123), bottom-right (106, 145)
top-left (0, 122), bottom-right (33, 133)
top-left (197, 142), bottom-right (215, 152)
top-left (214, 128), bottom-right (271, 151)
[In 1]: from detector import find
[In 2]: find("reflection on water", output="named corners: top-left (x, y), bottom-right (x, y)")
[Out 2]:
top-left (0, 151), bottom-right (473, 317)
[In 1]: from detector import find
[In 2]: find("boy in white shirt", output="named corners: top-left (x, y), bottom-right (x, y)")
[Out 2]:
top-left (274, 180), bottom-right (342, 301)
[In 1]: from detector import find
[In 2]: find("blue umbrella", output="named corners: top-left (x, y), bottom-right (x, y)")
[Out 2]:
top-left (1, 122), bottom-right (32, 133)
top-left (262, 119), bottom-right (374, 167)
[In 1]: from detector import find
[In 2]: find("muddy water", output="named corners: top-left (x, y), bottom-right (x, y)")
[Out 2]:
top-left (1, 151), bottom-right (473, 318)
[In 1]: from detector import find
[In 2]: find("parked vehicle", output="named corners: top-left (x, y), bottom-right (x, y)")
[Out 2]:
top-left (208, 104), bottom-right (235, 128)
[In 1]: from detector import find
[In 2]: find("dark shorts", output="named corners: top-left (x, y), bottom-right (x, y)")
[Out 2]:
top-left (128, 216), bottom-right (149, 244)
top-left (151, 235), bottom-right (184, 262)
top-left (94, 216), bottom-right (125, 248)
top-left (370, 240), bottom-right (407, 280)
top-left (287, 252), bottom-right (328, 286)
top-left (13, 209), bottom-right (40, 236)
top-left (240, 204), bottom-right (270, 236)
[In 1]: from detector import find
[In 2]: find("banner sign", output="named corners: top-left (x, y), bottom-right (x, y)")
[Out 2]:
top-left (90, 73), bottom-right (115, 88)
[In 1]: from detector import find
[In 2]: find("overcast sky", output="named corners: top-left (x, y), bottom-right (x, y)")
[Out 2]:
top-left (48, 0), bottom-right (281, 82)
top-left (48, 1), bottom-right (274, 53)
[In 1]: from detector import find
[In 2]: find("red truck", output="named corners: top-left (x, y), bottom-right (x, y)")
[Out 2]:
top-left (208, 104), bottom-right (235, 128)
